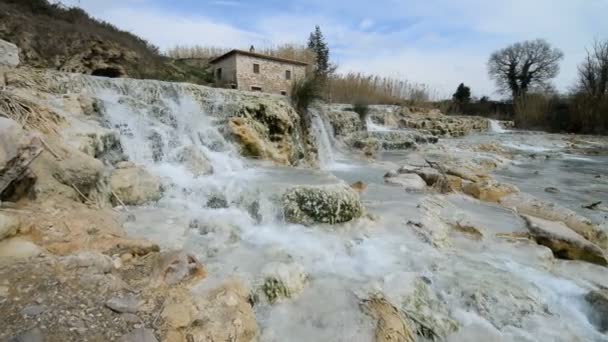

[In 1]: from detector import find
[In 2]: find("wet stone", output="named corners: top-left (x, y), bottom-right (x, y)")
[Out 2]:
top-left (105, 295), bottom-right (139, 313)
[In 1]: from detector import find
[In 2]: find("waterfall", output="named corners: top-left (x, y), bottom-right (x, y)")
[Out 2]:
top-left (489, 119), bottom-right (507, 133)
top-left (309, 108), bottom-right (335, 168)
top-left (82, 77), bottom-right (256, 211)
top-left (366, 116), bottom-right (391, 132)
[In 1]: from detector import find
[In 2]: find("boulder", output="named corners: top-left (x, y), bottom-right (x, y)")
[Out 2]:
top-left (0, 39), bottom-right (19, 67)
top-left (59, 251), bottom-right (114, 273)
top-left (173, 146), bottom-right (213, 177)
top-left (361, 296), bottom-right (416, 342)
top-left (384, 173), bottom-right (427, 191)
top-left (523, 215), bottom-right (607, 266)
top-left (0, 237), bottom-right (42, 259)
top-left (0, 117), bottom-right (42, 199)
top-left (326, 110), bottom-right (362, 136)
top-left (282, 184), bottom-right (364, 225)
top-left (585, 288), bottom-right (608, 332)
top-left (462, 180), bottom-right (518, 203)
top-left (150, 250), bottom-right (206, 286)
top-left (259, 262), bottom-right (308, 303)
top-left (0, 212), bottom-right (20, 241)
top-left (188, 279), bottom-right (259, 342)
top-left (501, 193), bottom-right (608, 249)
top-left (110, 166), bottom-right (162, 205)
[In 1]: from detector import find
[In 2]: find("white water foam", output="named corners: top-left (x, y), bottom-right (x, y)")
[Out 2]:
top-left (489, 119), bottom-right (507, 133)
top-left (366, 117), bottom-right (392, 132)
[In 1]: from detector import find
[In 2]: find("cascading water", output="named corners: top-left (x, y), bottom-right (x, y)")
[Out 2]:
top-left (309, 107), bottom-right (335, 168)
top-left (489, 119), bottom-right (507, 133)
top-left (52, 74), bottom-right (608, 341)
top-left (366, 116), bottom-right (391, 132)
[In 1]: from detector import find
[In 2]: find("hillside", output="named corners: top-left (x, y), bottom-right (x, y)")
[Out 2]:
top-left (0, 0), bottom-right (211, 84)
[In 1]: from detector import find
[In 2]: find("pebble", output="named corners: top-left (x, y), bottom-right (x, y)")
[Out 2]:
top-left (22, 304), bottom-right (46, 316)
top-left (105, 295), bottom-right (140, 314)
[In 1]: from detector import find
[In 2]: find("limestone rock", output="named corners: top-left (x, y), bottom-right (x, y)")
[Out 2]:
top-left (326, 110), bottom-right (362, 136)
top-left (384, 173), bottom-right (427, 191)
top-left (362, 296), bottom-right (416, 342)
top-left (0, 117), bottom-right (43, 199)
top-left (501, 193), bottom-right (608, 249)
top-left (259, 262), bottom-right (308, 303)
top-left (282, 184), bottom-right (364, 225)
top-left (106, 295), bottom-right (140, 313)
top-left (189, 279), bottom-right (259, 342)
top-left (151, 250), bottom-right (206, 286)
top-left (110, 166), bottom-right (162, 205)
top-left (0, 237), bottom-right (42, 259)
top-left (523, 215), bottom-right (607, 266)
top-left (585, 288), bottom-right (608, 332)
top-left (0, 39), bottom-right (19, 67)
top-left (462, 180), bottom-right (518, 203)
top-left (59, 251), bottom-right (114, 273)
top-left (351, 181), bottom-right (367, 194)
top-left (0, 212), bottom-right (20, 241)
top-left (162, 302), bottom-right (193, 329)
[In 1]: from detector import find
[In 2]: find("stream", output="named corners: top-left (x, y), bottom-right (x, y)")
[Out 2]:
top-left (84, 77), bottom-right (608, 341)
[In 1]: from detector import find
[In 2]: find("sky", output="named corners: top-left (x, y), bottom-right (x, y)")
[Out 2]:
top-left (56, 0), bottom-right (608, 99)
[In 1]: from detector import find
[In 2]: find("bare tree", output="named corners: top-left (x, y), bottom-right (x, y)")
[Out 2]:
top-left (578, 39), bottom-right (608, 99)
top-left (488, 39), bottom-right (564, 99)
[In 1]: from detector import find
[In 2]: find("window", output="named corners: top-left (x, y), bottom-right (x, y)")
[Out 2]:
top-left (253, 63), bottom-right (260, 74)
top-left (285, 70), bottom-right (291, 80)
top-left (251, 86), bottom-right (262, 92)
top-left (216, 68), bottom-right (222, 80)
top-left (281, 91), bottom-right (287, 96)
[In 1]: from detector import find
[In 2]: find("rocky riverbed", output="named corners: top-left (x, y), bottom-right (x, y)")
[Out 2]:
top-left (2, 45), bottom-right (608, 342)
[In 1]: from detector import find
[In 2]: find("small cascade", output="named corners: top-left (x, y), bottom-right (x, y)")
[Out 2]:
top-left (366, 116), bottom-right (391, 132)
top-left (309, 108), bottom-right (335, 168)
top-left (489, 119), bottom-right (507, 133)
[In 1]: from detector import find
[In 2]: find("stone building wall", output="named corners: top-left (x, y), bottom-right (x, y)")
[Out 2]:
top-left (211, 56), bottom-right (237, 86)
top-left (235, 55), bottom-right (305, 95)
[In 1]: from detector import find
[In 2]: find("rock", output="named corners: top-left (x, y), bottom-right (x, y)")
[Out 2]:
top-left (384, 173), bottom-right (427, 191)
top-left (407, 197), bottom-right (453, 248)
top-left (0, 39), bottom-right (19, 67)
top-left (259, 262), bottom-right (308, 303)
top-left (9, 328), bottom-right (44, 342)
top-left (116, 161), bottom-right (136, 169)
top-left (361, 296), bottom-right (416, 342)
top-left (462, 180), bottom-right (518, 203)
top-left (282, 184), bottom-right (364, 225)
top-left (173, 146), bottom-right (213, 177)
top-left (544, 187), bottom-right (560, 194)
top-left (351, 181), bottom-right (368, 194)
top-left (188, 279), bottom-right (258, 342)
top-left (0, 238), bottom-right (42, 259)
top-left (227, 99), bottom-right (306, 166)
top-left (0, 212), bottom-right (20, 241)
top-left (53, 148), bottom-right (105, 195)
top-left (110, 166), bottom-right (162, 205)
top-left (326, 110), bottom-right (362, 136)
top-left (162, 302), bottom-right (193, 329)
top-left (0, 117), bottom-right (43, 199)
top-left (59, 251), bottom-right (114, 273)
top-left (523, 215), bottom-right (607, 266)
top-left (119, 328), bottom-right (158, 342)
top-left (151, 250), bottom-right (206, 286)
top-left (375, 272), bottom-right (459, 340)
top-left (21, 304), bottom-right (46, 316)
top-left (585, 288), bottom-right (608, 332)
top-left (106, 295), bottom-right (140, 313)
top-left (500, 193), bottom-right (608, 248)
top-left (206, 195), bottom-right (228, 209)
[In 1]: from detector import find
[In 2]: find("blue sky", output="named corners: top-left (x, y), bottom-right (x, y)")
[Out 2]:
top-left (58, 0), bottom-right (608, 98)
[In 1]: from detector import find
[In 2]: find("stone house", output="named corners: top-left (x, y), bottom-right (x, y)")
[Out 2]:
top-left (209, 49), bottom-right (307, 96)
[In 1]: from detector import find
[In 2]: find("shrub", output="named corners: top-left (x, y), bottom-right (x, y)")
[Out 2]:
top-left (352, 102), bottom-right (370, 128)
top-left (291, 76), bottom-right (322, 114)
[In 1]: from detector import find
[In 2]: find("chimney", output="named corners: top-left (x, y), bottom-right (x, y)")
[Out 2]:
top-left (249, 45), bottom-right (255, 53)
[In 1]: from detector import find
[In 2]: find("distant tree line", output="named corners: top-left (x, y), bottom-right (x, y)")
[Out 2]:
top-left (449, 38), bottom-right (607, 134)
